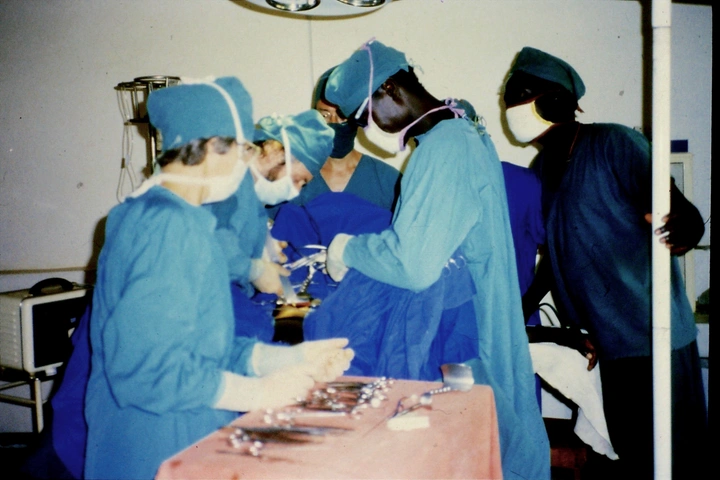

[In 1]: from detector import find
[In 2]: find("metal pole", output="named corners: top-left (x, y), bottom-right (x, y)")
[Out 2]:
top-left (651, 0), bottom-right (672, 478)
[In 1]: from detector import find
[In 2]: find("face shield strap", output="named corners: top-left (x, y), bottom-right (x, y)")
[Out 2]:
top-left (272, 113), bottom-right (293, 178)
top-left (353, 37), bottom-right (376, 123)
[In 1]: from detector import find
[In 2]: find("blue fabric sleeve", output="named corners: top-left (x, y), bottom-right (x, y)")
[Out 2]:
top-left (343, 125), bottom-right (479, 291)
top-left (602, 124), bottom-right (652, 212)
top-left (214, 227), bottom-right (253, 283)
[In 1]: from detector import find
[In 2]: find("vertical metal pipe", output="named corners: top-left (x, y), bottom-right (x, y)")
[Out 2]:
top-left (651, 0), bottom-right (672, 478)
top-left (31, 375), bottom-right (44, 433)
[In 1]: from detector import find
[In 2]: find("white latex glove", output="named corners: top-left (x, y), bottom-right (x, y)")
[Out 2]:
top-left (326, 233), bottom-right (354, 282)
top-left (213, 366), bottom-right (314, 412)
top-left (264, 235), bottom-right (288, 263)
top-left (301, 339), bottom-right (355, 382)
top-left (252, 339), bottom-right (355, 382)
top-left (250, 259), bottom-right (290, 295)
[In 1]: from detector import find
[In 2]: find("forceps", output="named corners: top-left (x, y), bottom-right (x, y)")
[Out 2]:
top-left (284, 245), bottom-right (327, 271)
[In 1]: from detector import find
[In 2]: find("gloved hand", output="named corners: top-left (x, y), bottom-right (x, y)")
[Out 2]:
top-left (250, 259), bottom-right (290, 295)
top-left (326, 234), bottom-right (354, 282)
top-left (266, 237), bottom-right (288, 263)
top-left (252, 339), bottom-right (355, 382)
top-left (298, 339), bottom-right (355, 382)
top-left (213, 365), bottom-right (315, 412)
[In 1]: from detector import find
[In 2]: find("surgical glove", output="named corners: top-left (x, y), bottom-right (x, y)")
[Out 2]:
top-left (326, 233), bottom-right (354, 282)
top-left (252, 339), bottom-right (355, 382)
top-left (300, 339), bottom-right (355, 382)
top-left (214, 367), bottom-right (315, 412)
top-left (264, 236), bottom-right (288, 263)
top-left (250, 259), bottom-right (290, 295)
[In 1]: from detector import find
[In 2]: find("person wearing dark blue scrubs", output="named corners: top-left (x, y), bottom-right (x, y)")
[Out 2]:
top-left (320, 39), bottom-right (549, 480)
top-left (504, 46), bottom-right (708, 480)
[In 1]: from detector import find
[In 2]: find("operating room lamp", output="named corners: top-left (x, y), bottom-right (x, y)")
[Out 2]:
top-left (239, 0), bottom-right (392, 17)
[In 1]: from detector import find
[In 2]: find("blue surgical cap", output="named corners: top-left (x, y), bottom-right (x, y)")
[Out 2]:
top-left (509, 47), bottom-right (586, 100)
top-left (147, 76), bottom-right (254, 153)
top-left (311, 66), bottom-right (336, 109)
top-left (254, 110), bottom-right (334, 178)
top-left (325, 39), bottom-right (410, 118)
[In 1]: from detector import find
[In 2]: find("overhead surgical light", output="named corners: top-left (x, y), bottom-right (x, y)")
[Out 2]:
top-left (240, 0), bottom-right (391, 17)
top-left (265, 0), bottom-right (319, 12)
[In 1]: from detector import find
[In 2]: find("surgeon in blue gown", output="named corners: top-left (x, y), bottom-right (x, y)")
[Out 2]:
top-left (29, 108), bottom-right (335, 480)
top-left (315, 39), bottom-right (549, 480)
top-left (83, 77), bottom-right (352, 480)
top-left (207, 110), bottom-right (334, 341)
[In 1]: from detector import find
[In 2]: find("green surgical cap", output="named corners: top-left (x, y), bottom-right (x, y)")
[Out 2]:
top-left (325, 39), bottom-right (410, 118)
top-left (147, 76), bottom-right (254, 152)
top-left (254, 110), bottom-right (334, 178)
top-left (509, 47), bottom-right (586, 100)
top-left (311, 66), bottom-right (336, 109)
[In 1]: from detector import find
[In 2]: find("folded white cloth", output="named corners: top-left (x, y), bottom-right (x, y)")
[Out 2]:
top-left (530, 342), bottom-right (618, 460)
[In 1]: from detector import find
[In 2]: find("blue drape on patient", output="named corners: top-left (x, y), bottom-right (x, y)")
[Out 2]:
top-left (270, 191), bottom-right (393, 302)
top-left (304, 267), bottom-right (478, 380)
top-left (269, 191), bottom-right (479, 381)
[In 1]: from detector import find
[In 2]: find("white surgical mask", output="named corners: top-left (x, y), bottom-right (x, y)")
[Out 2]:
top-left (506, 100), bottom-right (554, 143)
top-left (357, 95), bottom-right (459, 154)
top-left (251, 162), bottom-right (300, 206)
top-left (128, 157), bottom-right (247, 204)
top-left (128, 153), bottom-right (247, 204)
top-left (364, 112), bottom-right (404, 154)
top-left (203, 156), bottom-right (248, 203)
top-left (355, 41), bottom-right (460, 154)
top-left (251, 120), bottom-right (300, 205)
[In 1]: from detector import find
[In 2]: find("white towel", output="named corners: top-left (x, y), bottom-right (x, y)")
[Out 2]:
top-left (530, 342), bottom-right (618, 460)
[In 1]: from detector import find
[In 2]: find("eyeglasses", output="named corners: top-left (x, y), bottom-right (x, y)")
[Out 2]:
top-left (318, 109), bottom-right (349, 126)
top-left (241, 142), bottom-right (262, 162)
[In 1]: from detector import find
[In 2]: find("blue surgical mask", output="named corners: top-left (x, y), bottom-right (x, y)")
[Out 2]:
top-left (328, 122), bottom-right (357, 158)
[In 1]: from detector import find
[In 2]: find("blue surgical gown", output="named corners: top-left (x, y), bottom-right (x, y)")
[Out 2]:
top-left (84, 186), bottom-right (257, 480)
top-left (533, 123), bottom-right (697, 360)
top-left (208, 173), bottom-right (276, 341)
top-left (341, 118), bottom-right (549, 480)
top-left (207, 172), bottom-right (268, 296)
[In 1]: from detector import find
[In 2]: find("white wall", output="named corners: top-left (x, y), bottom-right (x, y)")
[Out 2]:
top-left (670, 4), bottom-right (712, 296)
top-left (1, 0), bottom-right (710, 295)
